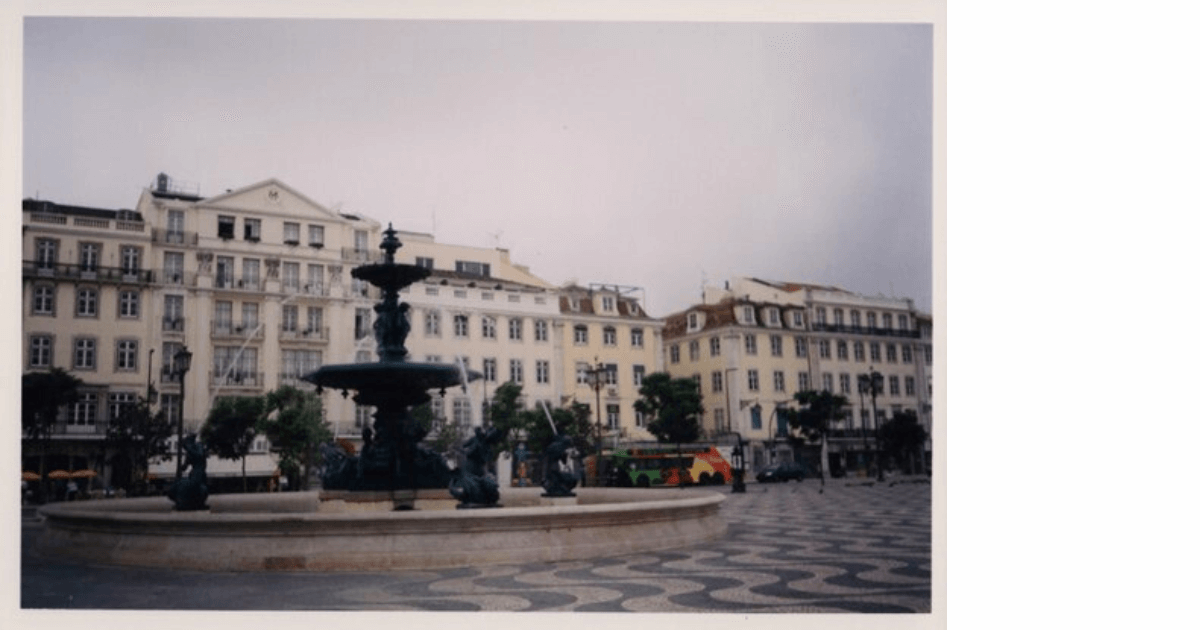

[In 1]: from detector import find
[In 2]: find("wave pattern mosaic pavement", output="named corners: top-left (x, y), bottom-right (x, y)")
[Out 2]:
top-left (22, 478), bottom-right (932, 613)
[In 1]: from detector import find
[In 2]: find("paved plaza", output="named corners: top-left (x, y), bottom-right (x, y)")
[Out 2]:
top-left (21, 477), bottom-right (932, 613)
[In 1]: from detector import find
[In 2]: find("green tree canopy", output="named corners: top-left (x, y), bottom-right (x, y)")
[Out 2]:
top-left (259, 386), bottom-right (330, 491)
top-left (787, 390), bottom-right (850, 440)
top-left (105, 396), bottom-right (173, 487)
top-left (201, 395), bottom-right (264, 492)
top-left (635, 372), bottom-right (703, 447)
top-left (878, 409), bottom-right (928, 474)
top-left (22, 368), bottom-right (83, 496)
top-left (486, 381), bottom-right (526, 454)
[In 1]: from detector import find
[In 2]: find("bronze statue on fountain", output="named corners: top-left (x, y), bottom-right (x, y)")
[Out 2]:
top-left (304, 224), bottom-right (481, 494)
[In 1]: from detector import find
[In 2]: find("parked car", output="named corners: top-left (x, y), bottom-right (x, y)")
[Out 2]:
top-left (756, 461), bottom-right (805, 483)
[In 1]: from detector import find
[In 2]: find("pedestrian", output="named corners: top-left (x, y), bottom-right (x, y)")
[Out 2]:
top-left (66, 479), bottom-right (78, 501)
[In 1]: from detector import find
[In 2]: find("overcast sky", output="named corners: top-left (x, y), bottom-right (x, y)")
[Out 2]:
top-left (23, 16), bottom-right (933, 318)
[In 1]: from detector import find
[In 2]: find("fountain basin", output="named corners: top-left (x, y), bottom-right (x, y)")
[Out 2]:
top-left (34, 488), bottom-right (726, 572)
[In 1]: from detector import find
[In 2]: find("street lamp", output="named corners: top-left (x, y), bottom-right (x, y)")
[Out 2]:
top-left (585, 357), bottom-right (607, 485)
top-left (172, 346), bottom-right (192, 479)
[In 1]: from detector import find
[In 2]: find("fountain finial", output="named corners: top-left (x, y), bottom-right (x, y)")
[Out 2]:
top-left (381, 223), bottom-right (402, 263)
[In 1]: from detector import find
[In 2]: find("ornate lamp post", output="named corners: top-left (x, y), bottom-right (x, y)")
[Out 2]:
top-left (585, 357), bottom-right (607, 485)
top-left (172, 346), bottom-right (192, 480)
top-left (864, 367), bottom-right (884, 482)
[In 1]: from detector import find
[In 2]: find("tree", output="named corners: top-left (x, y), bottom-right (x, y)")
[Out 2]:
top-left (635, 372), bottom-right (703, 483)
top-left (201, 396), bottom-right (264, 493)
top-left (22, 368), bottom-right (82, 499)
top-left (787, 390), bottom-right (851, 487)
top-left (259, 386), bottom-right (330, 491)
top-left (488, 381), bottom-right (531, 455)
top-left (878, 410), bottom-right (929, 475)
top-left (105, 396), bottom-right (173, 492)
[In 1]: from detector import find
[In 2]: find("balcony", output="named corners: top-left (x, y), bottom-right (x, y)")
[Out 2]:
top-left (279, 326), bottom-right (329, 343)
top-left (210, 321), bottom-right (265, 340)
top-left (158, 269), bottom-right (196, 287)
top-left (213, 275), bottom-right (265, 292)
top-left (277, 372), bottom-right (317, 390)
top-left (341, 247), bottom-right (373, 263)
top-left (151, 228), bottom-right (199, 246)
top-left (302, 283), bottom-right (328, 297)
top-left (810, 323), bottom-right (920, 339)
top-left (23, 261), bottom-right (154, 285)
top-left (210, 370), bottom-right (263, 389)
top-left (160, 366), bottom-right (182, 384)
top-left (162, 317), bottom-right (186, 334)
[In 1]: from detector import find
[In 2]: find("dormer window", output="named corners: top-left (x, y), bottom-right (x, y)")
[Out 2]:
top-left (766, 308), bottom-right (780, 326)
top-left (790, 310), bottom-right (805, 328)
top-left (569, 297), bottom-right (580, 311)
top-left (601, 296), bottom-right (615, 312)
top-left (740, 305), bottom-right (756, 325)
top-left (687, 311), bottom-right (703, 332)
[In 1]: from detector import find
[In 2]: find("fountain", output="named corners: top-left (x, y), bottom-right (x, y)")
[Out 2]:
top-left (301, 224), bottom-right (486, 504)
top-left (33, 224), bottom-right (727, 572)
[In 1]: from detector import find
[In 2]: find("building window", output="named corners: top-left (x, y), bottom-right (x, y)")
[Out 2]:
top-left (709, 336), bottom-right (720, 357)
top-left (815, 307), bottom-right (827, 325)
top-left (29, 335), bottom-right (53, 368)
top-left (712, 370), bottom-right (724, 393)
top-left (770, 335), bottom-right (783, 357)
top-left (604, 364), bottom-right (619, 386)
top-left (574, 325), bottom-right (589, 345)
top-left (870, 342), bottom-right (881, 362)
top-left (839, 373), bottom-right (851, 394)
top-left (925, 345), bottom-right (933, 365)
top-left (851, 310), bottom-right (861, 328)
top-left (454, 260), bottom-right (491, 277)
top-left (791, 310), bottom-right (804, 328)
top-left (889, 376), bottom-right (900, 396)
top-left (116, 340), bottom-right (138, 371)
top-left (306, 307), bottom-right (324, 334)
top-left (603, 326), bottom-right (617, 346)
top-left (882, 313), bottom-right (893, 329)
top-left (163, 251), bottom-right (185, 284)
top-left (631, 328), bottom-right (644, 348)
top-left (902, 345), bottom-right (913, 364)
top-left (355, 308), bottom-right (371, 340)
top-left (576, 363), bottom-right (590, 385)
top-left (637, 409), bottom-right (648, 428)
top-left (798, 372), bottom-right (810, 391)
top-left (767, 308), bottom-right (780, 326)
top-left (454, 315), bottom-right (470, 338)
top-left (773, 371), bottom-right (786, 392)
top-left (425, 310), bottom-right (441, 336)
top-left (898, 314), bottom-right (909, 330)
top-left (854, 342), bottom-right (865, 362)
top-left (70, 392), bottom-right (98, 425)
top-left (35, 238), bottom-right (58, 268)
top-left (33, 285), bottom-right (55, 315)
top-left (242, 303), bottom-right (259, 330)
top-left (713, 408), bottom-right (726, 433)
top-left (837, 340), bottom-right (848, 360)
top-left (633, 364), bottom-right (646, 387)
top-left (688, 340), bottom-right (700, 361)
top-left (747, 369), bottom-right (759, 392)
top-left (606, 404), bottom-right (620, 429)
top-left (750, 405), bottom-right (762, 430)
top-left (536, 360), bottom-right (550, 384)
top-left (867, 312), bottom-right (877, 328)
top-left (416, 257), bottom-right (434, 270)
top-left (534, 319), bottom-right (549, 342)
top-left (217, 216), bottom-right (235, 239)
top-left (355, 405), bottom-right (373, 428)
top-left (818, 339), bottom-right (830, 359)
top-left (452, 398), bottom-right (471, 426)
top-left (76, 288), bottom-right (98, 317)
top-left (243, 259), bottom-right (260, 287)
top-left (745, 334), bottom-right (758, 355)
top-left (79, 242), bottom-right (100, 271)
top-left (508, 317), bottom-right (523, 341)
top-left (822, 373), bottom-right (833, 392)
top-left (833, 309), bottom-right (844, 326)
top-left (509, 359), bottom-right (524, 384)
top-left (108, 392), bottom-right (137, 423)
top-left (167, 209), bottom-right (185, 239)
top-left (602, 296), bottom-right (615, 312)
top-left (454, 289), bottom-right (467, 299)
top-left (308, 225), bottom-right (325, 248)
top-left (244, 218), bottom-right (261, 241)
top-left (905, 376), bottom-right (916, 396)
top-left (481, 316), bottom-right (496, 339)
top-left (483, 358), bottom-right (497, 382)
top-left (283, 222), bottom-right (300, 245)
top-left (887, 344), bottom-right (897, 363)
top-left (118, 290), bottom-right (140, 318)
top-left (740, 305), bottom-right (755, 324)
top-left (282, 305), bottom-right (298, 332)
top-left (687, 312), bottom-right (700, 331)
top-left (74, 338), bottom-right (96, 369)
top-left (669, 344), bottom-right (680, 364)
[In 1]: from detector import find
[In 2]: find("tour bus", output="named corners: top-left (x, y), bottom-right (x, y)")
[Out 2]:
top-left (607, 446), bottom-right (733, 487)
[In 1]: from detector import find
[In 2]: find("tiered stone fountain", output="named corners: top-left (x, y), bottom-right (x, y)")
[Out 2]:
top-left (34, 225), bottom-right (726, 571)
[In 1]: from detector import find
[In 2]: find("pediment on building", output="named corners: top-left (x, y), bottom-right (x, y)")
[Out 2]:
top-left (198, 179), bottom-right (341, 221)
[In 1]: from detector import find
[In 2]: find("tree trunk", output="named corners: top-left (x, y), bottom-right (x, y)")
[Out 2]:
top-left (242, 456), bottom-right (247, 493)
top-left (820, 433), bottom-right (830, 488)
